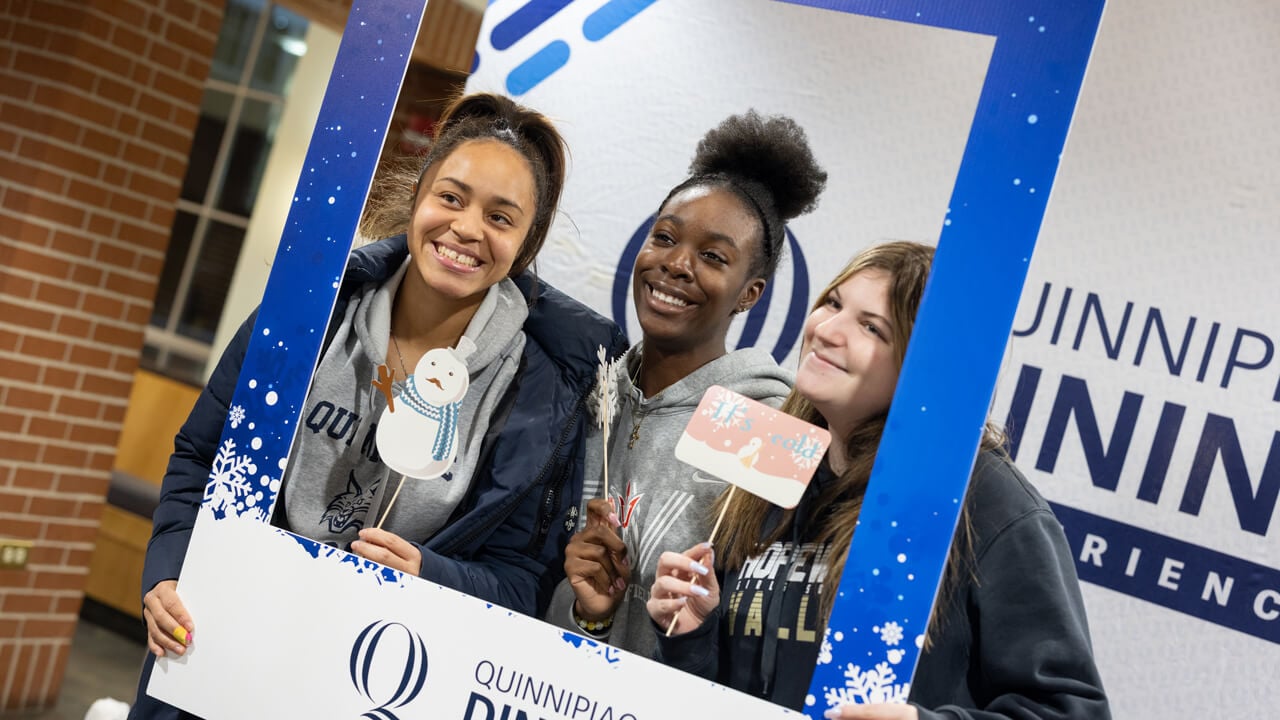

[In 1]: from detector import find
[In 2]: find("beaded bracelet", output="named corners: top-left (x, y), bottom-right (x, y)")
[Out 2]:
top-left (572, 606), bottom-right (614, 636)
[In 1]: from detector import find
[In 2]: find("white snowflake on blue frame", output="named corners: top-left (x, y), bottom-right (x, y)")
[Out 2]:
top-left (204, 439), bottom-right (258, 519)
top-left (875, 620), bottom-right (904, 646)
top-left (824, 662), bottom-right (910, 706)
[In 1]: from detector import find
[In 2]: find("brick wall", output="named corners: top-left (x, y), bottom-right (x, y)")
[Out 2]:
top-left (0, 0), bottom-right (222, 711)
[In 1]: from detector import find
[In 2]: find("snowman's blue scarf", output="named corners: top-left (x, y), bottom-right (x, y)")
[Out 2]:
top-left (398, 375), bottom-right (461, 462)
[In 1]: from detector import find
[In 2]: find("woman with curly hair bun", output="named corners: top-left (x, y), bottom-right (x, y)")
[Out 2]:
top-left (545, 111), bottom-right (827, 659)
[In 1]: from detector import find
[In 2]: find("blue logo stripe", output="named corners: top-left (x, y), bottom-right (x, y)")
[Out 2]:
top-left (491, 0), bottom-right (574, 50)
top-left (737, 278), bottom-right (773, 349)
top-left (350, 621), bottom-right (377, 694)
top-left (406, 632), bottom-right (429, 702)
top-left (583, 0), bottom-right (659, 41)
top-left (506, 39), bottom-right (571, 95)
top-left (613, 217), bottom-right (653, 332)
top-left (391, 624), bottom-right (417, 705)
top-left (770, 230), bottom-right (809, 362)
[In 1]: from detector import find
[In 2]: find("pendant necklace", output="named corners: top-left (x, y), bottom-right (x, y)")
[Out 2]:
top-left (627, 358), bottom-right (653, 450)
top-left (389, 332), bottom-right (410, 379)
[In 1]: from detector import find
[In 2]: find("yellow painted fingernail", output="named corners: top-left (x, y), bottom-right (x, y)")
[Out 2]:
top-left (172, 626), bottom-right (189, 644)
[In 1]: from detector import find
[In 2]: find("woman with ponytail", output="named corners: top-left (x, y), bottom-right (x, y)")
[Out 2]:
top-left (648, 243), bottom-right (1110, 719)
top-left (546, 111), bottom-right (825, 659)
top-left (130, 93), bottom-right (626, 719)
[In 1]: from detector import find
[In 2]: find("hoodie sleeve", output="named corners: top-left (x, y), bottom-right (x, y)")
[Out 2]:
top-left (917, 493), bottom-right (1111, 719)
top-left (653, 605), bottom-right (722, 681)
top-left (140, 310), bottom-right (257, 603)
top-left (416, 544), bottom-right (545, 612)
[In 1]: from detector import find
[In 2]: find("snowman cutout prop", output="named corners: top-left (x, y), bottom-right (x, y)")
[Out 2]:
top-left (376, 337), bottom-right (475, 481)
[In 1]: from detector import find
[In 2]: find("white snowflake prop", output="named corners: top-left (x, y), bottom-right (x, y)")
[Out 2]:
top-left (590, 345), bottom-right (622, 499)
top-left (204, 439), bottom-right (259, 518)
top-left (228, 404), bottom-right (246, 428)
top-left (589, 345), bottom-right (621, 429)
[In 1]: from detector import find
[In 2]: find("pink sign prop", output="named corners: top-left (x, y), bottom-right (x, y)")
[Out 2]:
top-left (675, 386), bottom-right (830, 508)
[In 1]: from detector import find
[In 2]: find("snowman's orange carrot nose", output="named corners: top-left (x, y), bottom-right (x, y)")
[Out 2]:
top-left (426, 377), bottom-right (443, 390)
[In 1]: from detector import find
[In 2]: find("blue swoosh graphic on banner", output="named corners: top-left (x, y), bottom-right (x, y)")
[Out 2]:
top-left (583, 0), bottom-right (660, 41)
top-left (491, 0), bottom-right (574, 50)
top-left (506, 40), bottom-right (571, 96)
top-left (488, 0), bottom-right (661, 94)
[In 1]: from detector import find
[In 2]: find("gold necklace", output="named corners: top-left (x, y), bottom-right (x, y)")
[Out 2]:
top-left (627, 398), bottom-right (647, 450)
top-left (389, 333), bottom-right (410, 379)
top-left (627, 358), bottom-right (650, 450)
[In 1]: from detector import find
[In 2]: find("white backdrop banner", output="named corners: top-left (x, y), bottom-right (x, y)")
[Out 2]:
top-left (987, 0), bottom-right (1280, 716)
top-left (473, 0), bottom-right (1280, 717)
top-left (466, 0), bottom-right (994, 368)
top-left (143, 0), bottom-right (1271, 714)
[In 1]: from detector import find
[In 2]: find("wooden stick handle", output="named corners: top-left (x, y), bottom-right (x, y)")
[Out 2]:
top-left (707, 485), bottom-right (734, 546)
top-left (665, 487), bottom-right (734, 637)
top-left (375, 475), bottom-right (406, 530)
top-left (602, 423), bottom-right (610, 502)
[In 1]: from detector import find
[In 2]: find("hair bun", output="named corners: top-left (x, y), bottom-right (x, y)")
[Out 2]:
top-left (435, 93), bottom-right (515, 137)
top-left (689, 110), bottom-right (827, 221)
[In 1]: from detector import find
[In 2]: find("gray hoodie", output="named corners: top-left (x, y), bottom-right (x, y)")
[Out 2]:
top-left (281, 258), bottom-right (527, 549)
top-left (545, 342), bottom-right (792, 658)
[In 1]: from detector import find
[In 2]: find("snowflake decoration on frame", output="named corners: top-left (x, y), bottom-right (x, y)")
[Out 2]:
top-left (819, 627), bottom-right (834, 664)
top-left (824, 661), bottom-right (911, 707)
top-left (228, 404), bottom-right (246, 428)
top-left (204, 439), bottom-right (259, 520)
top-left (818, 621), bottom-right (911, 710)
top-left (875, 620), bottom-right (904, 646)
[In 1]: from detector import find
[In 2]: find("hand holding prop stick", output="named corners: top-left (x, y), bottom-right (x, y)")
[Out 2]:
top-left (666, 484), bottom-right (734, 636)
top-left (663, 385), bottom-right (831, 636)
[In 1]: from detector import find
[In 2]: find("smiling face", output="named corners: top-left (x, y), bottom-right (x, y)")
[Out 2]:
top-left (631, 185), bottom-right (766, 357)
top-left (795, 269), bottom-right (901, 438)
top-left (406, 139), bottom-right (537, 304)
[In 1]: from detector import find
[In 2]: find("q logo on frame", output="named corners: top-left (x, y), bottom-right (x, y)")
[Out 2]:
top-left (349, 620), bottom-right (429, 720)
top-left (611, 216), bottom-right (811, 363)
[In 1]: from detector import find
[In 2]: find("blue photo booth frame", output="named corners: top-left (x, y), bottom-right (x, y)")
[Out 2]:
top-left (202, 0), bottom-right (1105, 715)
